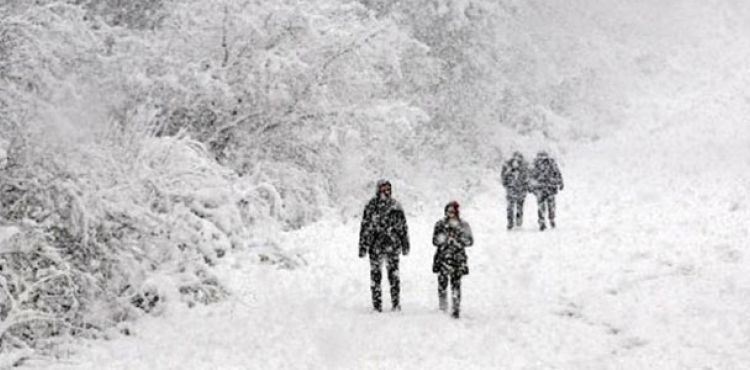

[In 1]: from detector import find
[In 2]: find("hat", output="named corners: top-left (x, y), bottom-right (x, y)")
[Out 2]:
top-left (444, 201), bottom-right (460, 217)
top-left (375, 179), bottom-right (391, 195)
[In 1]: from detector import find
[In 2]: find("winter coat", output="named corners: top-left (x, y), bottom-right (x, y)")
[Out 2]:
top-left (501, 158), bottom-right (529, 199)
top-left (529, 157), bottom-right (563, 195)
top-left (359, 197), bottom-right (410, 257)
top-left (432, 218), bottom-right (473, 276)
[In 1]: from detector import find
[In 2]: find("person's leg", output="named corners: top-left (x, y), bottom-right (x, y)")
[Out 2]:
top-left (548, 195), bottom-right (557, 228)
top-left (369, 253), bottom-right (383, 311)
top-left (537, 192), bottom-right (547, 230)
top-left (437, 271), bottom-right (448, 311)
top-left (506, 195), bottom-right (514, 229)
top-left (386, 252), bottom-right (401, 310)
top-left (516, 196), bottom-right (525, 227)
top-left (450, 274), bottom-right (462, 319)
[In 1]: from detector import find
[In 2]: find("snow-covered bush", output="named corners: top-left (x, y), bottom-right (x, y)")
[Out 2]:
top-left (0, 104), bottom-right (310, 358)
top-left (0, 0), bottom-right (431, 360)
top-left (0, 3), bottom-right (300, 361)
top-left (0, 124), bottom-right (297, 356)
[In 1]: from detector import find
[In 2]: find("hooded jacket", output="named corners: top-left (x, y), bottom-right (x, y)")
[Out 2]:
top-left (501, 152), bottom-right (530, 198)
top-left (529, 153), bottom-right (563, 194)
top-left (358, 181), bottom-right (410, 256)
top-left (432, 203), bottom-right (473, 275)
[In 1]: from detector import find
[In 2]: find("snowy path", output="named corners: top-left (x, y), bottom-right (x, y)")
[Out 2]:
top-left (34, 127), bottom-right (750, 369)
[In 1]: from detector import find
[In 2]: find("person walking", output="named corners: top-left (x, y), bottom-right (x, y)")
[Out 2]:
top-left (359, 180), bottom-right (410, 312)
top-left (431, 201), bottom-right (473, 318)
top-left (529, 151), bottom-right (564, 231)
top-left (501, 151), bottom-right (529, 230)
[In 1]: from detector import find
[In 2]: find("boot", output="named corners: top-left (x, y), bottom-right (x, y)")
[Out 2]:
top-left (438, 294), bottom-right (448, 312)
top-left (371, 287), bottom-right (382, 312)
top-left (391, 295), bottom-right (400, 312)
top-left (451, 285), bottom-right (461, 319)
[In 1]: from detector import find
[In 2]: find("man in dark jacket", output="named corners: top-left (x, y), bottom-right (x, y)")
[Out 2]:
top-left (529, 151), bottom-right (564, 231)
top-left (432, 201), bottom-right (473, 319)
top-left (501, 151), bottom-right (529, 230)
top-left (359, 180), bottom-right (410, 312)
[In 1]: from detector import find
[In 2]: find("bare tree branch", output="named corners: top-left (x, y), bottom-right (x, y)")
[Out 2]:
top-left (221, 5), bottom-right (230, 67)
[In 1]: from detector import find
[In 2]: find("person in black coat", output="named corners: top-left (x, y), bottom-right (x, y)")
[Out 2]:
top-left (501, 151), bottom-right (530, 230)
top-left (432, 201), bottom-right (473, 318)
top-left (529, 151), bottom-right (564, 231)
top-left (359, 180), bottom-right (410, 312)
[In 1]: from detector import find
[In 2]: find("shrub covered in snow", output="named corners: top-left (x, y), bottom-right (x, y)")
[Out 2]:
top-left (0, 0), bottom-right (415, 360)
top-left (0, 126), bottom-right (305, 360)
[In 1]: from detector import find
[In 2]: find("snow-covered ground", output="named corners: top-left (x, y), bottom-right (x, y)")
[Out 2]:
top-left (23, 115), bottom-right (750, 369)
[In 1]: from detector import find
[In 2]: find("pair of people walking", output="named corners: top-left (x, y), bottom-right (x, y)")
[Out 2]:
top-left (357, 152), bottom-right (562, 318)
top-left (358, 181), bottom-right (473, 319)
top-left (502, 151), bottom-right (564, 231)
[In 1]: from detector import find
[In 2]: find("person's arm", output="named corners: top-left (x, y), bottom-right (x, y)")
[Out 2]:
top-left (397, 209), bottom-right (410, 256)
top-left (521, 165), bottom-right (530, 191)
top-left (554, 163), bottom-right (564, 190)
top-left (432, 221), bottom-right (446, 247)
top-left (528, 167), bottom-right (539, 191)
top-left (358, 203), bottom-right (372, 257)
top-left (459, 222), bottom-right (474, 247)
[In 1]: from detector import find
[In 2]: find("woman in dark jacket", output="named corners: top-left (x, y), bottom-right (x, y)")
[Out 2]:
top-left (432, 201), bottom-right (473, 318)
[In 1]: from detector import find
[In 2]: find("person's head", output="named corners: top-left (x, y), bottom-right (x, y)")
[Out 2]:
top-left (536, 151), bottom-right (550, 167)
top-left (444, 201), bottom-right (460, 219)
top-left (376, 179), bottom-right (392, 199)
top-left (511, 151), bottom-right (524, 168)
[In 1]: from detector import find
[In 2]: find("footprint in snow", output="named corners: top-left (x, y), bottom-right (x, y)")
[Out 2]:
top-left (714, 244), bottom-right (743, 264)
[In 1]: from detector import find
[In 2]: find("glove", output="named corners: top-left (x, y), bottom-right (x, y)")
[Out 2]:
top-left (358, 249), bottom-right (366, 258)
top-left (446, 228), bottom-right (458, 240)
top-left (559, 184), bottom-right (564, 191)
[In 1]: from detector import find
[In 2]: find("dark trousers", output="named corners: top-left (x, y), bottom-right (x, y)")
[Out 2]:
top-left (506, 196), bottom-right (525, 228)
top-left (370, 252), bottom-right (400, 310)
top-left (535, 191), bottom-right (556, 227)
top-left (437, 271), bottom-right (461, 316)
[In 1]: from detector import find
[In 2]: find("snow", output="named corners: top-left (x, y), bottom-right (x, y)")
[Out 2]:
top-left (23, 118), bottom-right (750, 369)
top-left (0, 226), bottom-right (20, 248)
top-left (5, 1), bottom-right (750, 368)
